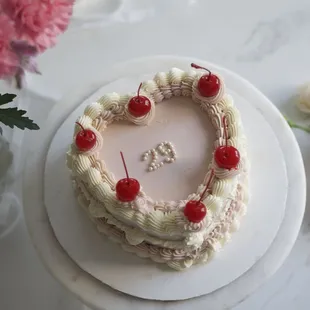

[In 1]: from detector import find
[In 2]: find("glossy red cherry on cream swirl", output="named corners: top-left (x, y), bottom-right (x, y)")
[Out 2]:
top-left (191, 63), bottom-right (221, 97)
top-left (116, 152), bottom-right (140, 202)
top-left (75, 122), bottom-right (97, 151)
top-left (184, 170), bottom-right (215, 223)
top-left (214, 116), bottom-right (240, 169)
top-left (128, 83), bottom-right (152, 117)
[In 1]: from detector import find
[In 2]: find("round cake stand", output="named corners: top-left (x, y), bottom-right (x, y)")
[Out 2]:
top-left (23, 55), bottom-right (306, 310)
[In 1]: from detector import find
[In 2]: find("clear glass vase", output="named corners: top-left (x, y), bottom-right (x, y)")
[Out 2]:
top-left (0, 82), bottom-right (27, 239)
top-left (0, 134), bottom-right (21, 239)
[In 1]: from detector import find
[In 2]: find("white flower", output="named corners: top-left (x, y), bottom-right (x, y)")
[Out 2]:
top-left (296, 82), bottom-right (310, 114)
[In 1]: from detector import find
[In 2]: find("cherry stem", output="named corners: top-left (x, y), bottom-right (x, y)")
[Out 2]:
top-left (191, 63), bottom-right (211, 76)
top-left (198, 169), bottom-right (214, 203)
top-left (223, 116), bottom-right (228, 148)
top-left (76, 122), bottom-right (86, 135)
top-left (137, 82), bottom-right (142, 98)
top-left (120, 151), bottom-right (130, 184)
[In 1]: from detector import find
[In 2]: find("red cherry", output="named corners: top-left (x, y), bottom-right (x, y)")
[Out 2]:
top-left (184, 201), bottom-right (207, 223)
top-left (75, 122), bottom-right (96, 151)
top-left (191, 63), bottom-right (221, 97)
top-left (116, 152), bottom-right (140, 202)
top-left (198, 74), bottom-right (220, 97)
top-left (183, 169), bottom-right (214, 223)
top-left (215, 146), bottom-right (240, 169)
top-left (128, 83), bottom-right (151, 117)
top-left (116, 178), bottom-right (140, 202)
top-left (214, 116), bottom-right (240, 169)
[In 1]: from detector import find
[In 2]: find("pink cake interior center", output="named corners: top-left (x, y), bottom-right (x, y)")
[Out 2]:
top-left (100, 96), bottom-right (215, 201)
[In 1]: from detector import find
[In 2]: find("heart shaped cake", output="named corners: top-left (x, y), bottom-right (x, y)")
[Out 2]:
top-left (66, 63), bottom-right (249, 270)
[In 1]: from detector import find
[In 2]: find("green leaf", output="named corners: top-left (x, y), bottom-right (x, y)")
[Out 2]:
top-left (0, 93), bottom-right (17, 106)
top-left (0, 107), bottom-right (40, 130)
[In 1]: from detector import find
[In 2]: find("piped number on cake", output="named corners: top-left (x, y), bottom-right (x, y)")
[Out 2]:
top-left (141, 141), bottom-right (177, 172)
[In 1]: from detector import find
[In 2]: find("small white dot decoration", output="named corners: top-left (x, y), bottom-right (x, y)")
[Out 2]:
top-left (142, 141), bottom-right (177, 172)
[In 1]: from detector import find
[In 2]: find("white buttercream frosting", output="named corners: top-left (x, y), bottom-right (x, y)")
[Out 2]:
top-left (168, 68), bottom-right (186, 96)
top-left (141, 80), bottom-right (164, 103)
top-left (154, 72), bottom-right (173, 99)
top-left (84, 102), bottom-right (103, 119)
top-left (73, 115), bottom-right (93, 135)
top-left (181, 69), bottom-right (197, 97)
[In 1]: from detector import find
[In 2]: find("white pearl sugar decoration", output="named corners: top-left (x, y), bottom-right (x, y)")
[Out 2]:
top-left (142, 141), bottom-right (177, 172)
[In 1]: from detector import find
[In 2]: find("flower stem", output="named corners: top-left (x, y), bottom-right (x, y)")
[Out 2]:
top-left (284, 115), bottom-right (310, 133)
top-left (15, 69), bottom-right (24, 89)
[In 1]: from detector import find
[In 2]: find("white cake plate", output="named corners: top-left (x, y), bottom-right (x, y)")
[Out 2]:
top-left (45, 72), bottom-right (286, 300)
top-left (23, 56), bottom-right (306, 309)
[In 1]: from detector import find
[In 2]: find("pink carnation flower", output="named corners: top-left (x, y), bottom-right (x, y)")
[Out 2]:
top-left (0, 14), bottom-right (19, 79)
top-left (2, 0), bottom-right (74, 52)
